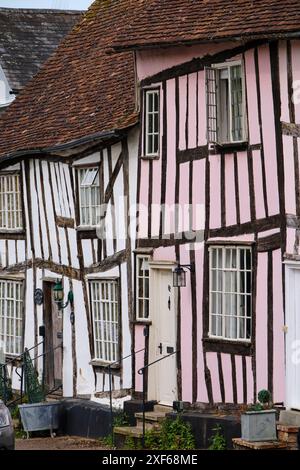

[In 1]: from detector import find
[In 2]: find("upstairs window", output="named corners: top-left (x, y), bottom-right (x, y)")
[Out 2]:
top-left (209, 246), bottom-right (252, 342)
top-left (0, 173), bottom-right (23, 230)
top-left (78, 168), bottom-right (100, 227)
top-left (144, 89), bottom-right (160, 157)
top-left (206, 62), bottom-right (247, 145)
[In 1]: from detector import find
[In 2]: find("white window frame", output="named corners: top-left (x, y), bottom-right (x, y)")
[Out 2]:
top-left (208, 245), bottom-right (252, 342)
top-left (136, 255), bottom-right (150, 321)
top-left (0, 173), bottom-right (23, 231)
top-left (0, 279), bottom-right (24, 356)
top-left (206, 60), bottom-right (247, 145)
top-left (144, 89), bottom-right (160, 157)
top-left (78, 167), bottom-right (100, 227)
top-left (90, 279), bottom-right (119, 363)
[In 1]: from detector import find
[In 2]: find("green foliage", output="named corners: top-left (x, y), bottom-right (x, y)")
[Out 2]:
top-left (0, 365), bottom-right (13, 402)
top-left (123, 436), bottom-right (136, 450)
top-left (102, 434), bottom-right (114, 448)
top-left (113, 410), bottom-right (129, 427)
top-left (258, 389), bottom-right (271, 405)
top-left (248, 403), bottom-right (264, 412)
top-left (208, 425), bottom-right (227, 451)
top-left (145, 416), bottom-right (196, 450)
top-left (23, 350), bottom-right (45, 404)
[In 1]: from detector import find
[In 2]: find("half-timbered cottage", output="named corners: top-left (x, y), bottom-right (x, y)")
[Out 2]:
top-left (0, 8), bottom-right (82, 113)
top-left (111, 0), bottom-right (300, 411)
top-left (0, 1), bottom-right (139, 403)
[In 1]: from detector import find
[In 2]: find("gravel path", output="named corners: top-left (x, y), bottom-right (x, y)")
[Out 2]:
top-left (16, 436), bottom-right (109, 451)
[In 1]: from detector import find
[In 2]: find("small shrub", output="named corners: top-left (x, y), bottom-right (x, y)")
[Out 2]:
top-left (258, 389), bottom-right (271, 405)
top-left (208, 425), bottom-right (226, 451)
top-left (145, 416), bottom-right (196, 450)
top-left (113, 410), bottom-right (129, 427)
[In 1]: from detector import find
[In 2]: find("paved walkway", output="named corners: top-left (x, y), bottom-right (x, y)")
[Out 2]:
top-left (16, 436), bottom-right (109, 451)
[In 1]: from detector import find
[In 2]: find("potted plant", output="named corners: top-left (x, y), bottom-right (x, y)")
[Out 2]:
top-left (241, 390), bottom-right (277, 442)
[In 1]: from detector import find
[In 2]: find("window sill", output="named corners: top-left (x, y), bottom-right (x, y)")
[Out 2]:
top-left (131, 320), bottom-right (152, 326)
top-left (210, 142), bottom-right (248, 153)
top-left (0, 229), bottom-right (25, 240)
top-left (140, 154), bottom-right (160, 161)
top-left (89, 360), bottom-right (121, 370)
top-left (203, 337), bottom-right (253, 355)
top-left (76, 226), bottom-right (98, 239)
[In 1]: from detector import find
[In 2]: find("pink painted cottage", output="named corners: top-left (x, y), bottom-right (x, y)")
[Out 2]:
top-left (113, 0), bottom-right (300, 412)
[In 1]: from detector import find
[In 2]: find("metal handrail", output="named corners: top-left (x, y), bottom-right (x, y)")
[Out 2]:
top-left (0, 341), bottom-right (63, 407)
top-left (138, 349), bottom-right (179, 448)
top-left (106, 347), bottom-right (145, 446)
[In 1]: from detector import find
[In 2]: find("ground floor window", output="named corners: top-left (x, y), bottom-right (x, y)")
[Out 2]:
top-left (136, 255), bottom-right (150, 320)
top-left (209, 246), bottom-right (252, 341)
top-left (0, 280), bottom-right (23, 356)
top-left (90, 280), bottom-right (119, 363)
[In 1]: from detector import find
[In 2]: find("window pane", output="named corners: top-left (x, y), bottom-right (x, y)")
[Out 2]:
top-left (231, 65), bottom-right (244, 142)
top-left (209, 247), bottom-right (252, 341)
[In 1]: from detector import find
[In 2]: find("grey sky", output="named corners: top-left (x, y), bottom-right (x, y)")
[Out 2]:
top-left (0, 1), bottom-right (93, 9)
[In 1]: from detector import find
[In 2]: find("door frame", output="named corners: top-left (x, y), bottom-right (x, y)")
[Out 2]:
top-left (148, 261), bottom-right (178, 404)
top-left (284, 260), bottom-right (300, 410)
top-left (43, 280), bottom-right (63, 391)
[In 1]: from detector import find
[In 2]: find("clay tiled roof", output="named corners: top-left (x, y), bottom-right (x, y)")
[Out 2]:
top-left (112, 0), bottom-right (300, 50)
top-left (0, 8), bottom-right (83, 91)
top-left (0, 1), bottom-right (138, 161)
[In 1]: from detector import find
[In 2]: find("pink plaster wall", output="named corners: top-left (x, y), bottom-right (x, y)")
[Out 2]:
top-left (197, 71), bottom-right (207, 146)
top-left (279, 41), bottom-right (290, 123)
top-left (283, 135), bottom-right (296, 215)
top-left (135, 325), bottom-right (146, 392)
top-left (258, 45), bottom-right (279, 216)
top-left (291, 40), bottom-right (300, 123)
top-left (179, 245), bottom-right (193, 403)
top-left (222, 354), bottom-right (234, 403)
top-left (255, 252), bottom-right (268, 392)
top-left (235, 356), bottom-right (244, 404)
top-left (286, 227), bottom-right (296, 256)
top-left (136, 43), bottom-right (237, 81)
top-left (188, 73), bottom-right (197, 149)
top-left (179, 162), bottom-right (191, 233)
top-left (209, 154), bottom-right (221, 229)
top-left (252, 149), bottom-right (266, 220)
top-left (179, 75), bottom-right (187, 151)
top-left (244, 50), bottom-right (260, 145)
top-left (206, 352), bottom-right (222, 403)
top-left (246, 356), bottom-right (254, 404)
top-left (195, 243), bottom-right (208, 402)
top-left (153, 246), bottom-right (176, 262)
top-left (165, 79), bottom-right (177, 234)
top-left (192, 159), bottom-right (206, 232)
top-left (272, 249), bottom-right (285, 403)
top-left (139, 161), bottom-right (149, 239)
top-left (225, 154), bottom-right (237, 226)
top-left (237, 151), bottom-right (251, 224)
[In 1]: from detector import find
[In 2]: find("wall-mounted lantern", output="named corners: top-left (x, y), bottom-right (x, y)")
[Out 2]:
top-left (53, 279), bottom-right (74, 310)
top-left (172, 263), bottom-right (195, 288)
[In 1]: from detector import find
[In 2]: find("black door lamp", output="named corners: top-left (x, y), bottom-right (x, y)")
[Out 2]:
top-left (173, 263), bottom-right (195, 288)
top-left (53, 279), bottom-right (74, 310)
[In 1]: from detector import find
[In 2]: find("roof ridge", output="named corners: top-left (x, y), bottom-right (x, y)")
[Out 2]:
top-left (0, 8), bottom-right (84, 14)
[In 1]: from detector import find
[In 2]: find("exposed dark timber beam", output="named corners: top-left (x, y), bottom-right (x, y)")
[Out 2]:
top-left (85, 249), bottom-right (128, 274)
top-left (257, 232), bottom-right (282, 252)
top-left (209, 214), bottom-right (281, 238)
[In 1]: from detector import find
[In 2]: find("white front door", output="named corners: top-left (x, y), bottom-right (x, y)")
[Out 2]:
top-left (285, 264), bottom-right (300, 410)
top-left (148, 262), bottom-right (177, 406)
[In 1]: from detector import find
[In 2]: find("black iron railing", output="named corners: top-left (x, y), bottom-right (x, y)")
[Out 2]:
top-left (106, 347), bottom-right (145, 446)
top-left (138, 350), bottom-right (179, 448)
top-left (0, 340), bottom-right (63, 407)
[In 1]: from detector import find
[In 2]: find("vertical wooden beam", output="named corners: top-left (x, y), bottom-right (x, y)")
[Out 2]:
top-left (254, 47), bottom-right (269, 218)
top-left (159, 80), bottom-right (167, 238)
top-left (217, 352), bottom-right (225, 403)
top-left (267, 250), bottom-right (274, 397)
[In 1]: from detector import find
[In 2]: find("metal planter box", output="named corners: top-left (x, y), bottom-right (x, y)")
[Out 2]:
top-left (241, 410), bottom-right (277, 442)
top-left (19, 402), bottom-right (62, 438)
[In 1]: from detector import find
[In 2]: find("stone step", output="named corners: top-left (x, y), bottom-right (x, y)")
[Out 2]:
top-left (153, 404), bottom-right (173, 414)
top-left (114, 426), bottom-right (143, 438)
top-left (135, 411), bottom-right (167, 423)
top-left (279, 410), bottom-right (300, 427)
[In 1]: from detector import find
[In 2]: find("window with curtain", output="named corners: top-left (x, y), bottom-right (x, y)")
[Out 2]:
top-left (209, 246), bottom-right (252, 341)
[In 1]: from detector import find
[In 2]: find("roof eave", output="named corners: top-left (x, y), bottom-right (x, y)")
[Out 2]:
top-left (113, 30), bottom-right (300, 52)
